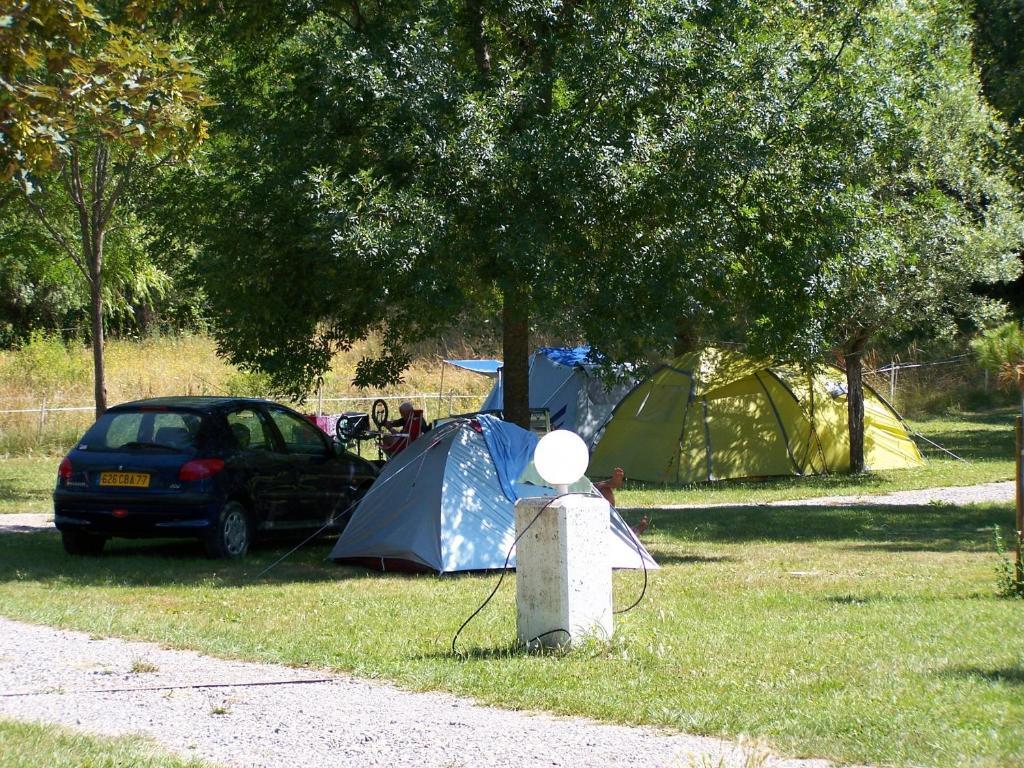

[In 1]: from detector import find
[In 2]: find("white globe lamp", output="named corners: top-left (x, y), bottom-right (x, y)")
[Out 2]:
top-left (534, 430), bottom-right (589, 495)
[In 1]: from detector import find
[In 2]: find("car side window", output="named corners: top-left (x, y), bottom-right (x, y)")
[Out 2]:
top-left (268, 409), bottom-right (329, 455)
top-left (226, 408), bottom-right (273, 451)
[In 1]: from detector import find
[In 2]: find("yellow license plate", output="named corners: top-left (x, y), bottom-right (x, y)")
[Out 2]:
top-left (99, 472), bottom-right (150, 488)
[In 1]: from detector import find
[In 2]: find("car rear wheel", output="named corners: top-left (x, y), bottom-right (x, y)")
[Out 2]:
top-left (61, 529), bottom-right (107, 556)
top-left (205, 501), bottom-right (251, 559)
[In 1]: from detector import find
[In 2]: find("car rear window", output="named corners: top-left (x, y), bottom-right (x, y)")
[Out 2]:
top-left (80, 409), bottom-right (208, 453)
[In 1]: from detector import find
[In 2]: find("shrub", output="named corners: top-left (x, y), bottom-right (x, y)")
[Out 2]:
top-left (0, 331), bottom-right (89, 396)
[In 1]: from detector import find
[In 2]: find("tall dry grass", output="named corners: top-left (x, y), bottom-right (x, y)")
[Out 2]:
top-left (0, 333), bottom-right (497, 455)
top-left (861, 350), bottom-right (1013, 417)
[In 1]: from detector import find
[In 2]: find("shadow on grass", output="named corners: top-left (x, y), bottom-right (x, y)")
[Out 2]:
top-left (909, 406), bottom-right (1017, 428)
top-left (940, 666), bottom-right (1024, 686)
top-left (823, 592), bottom-right (990, 606)
top-left (431, 639), bottom-right (579, 662)
top-left (641, 503), bottom-right (1010, 552)
top-left (0, 476), bottom-right (52, 509)
top-left (0, 529), bottom-right (369, 588)
top-left (624, 470), bottom-right (892, 498)
top-left (912, 427), bottom-right (1015, 461)
top-left (0, 502), bottom-right (1008, 591)
top-left (648, 553), bottom-right (735, 566)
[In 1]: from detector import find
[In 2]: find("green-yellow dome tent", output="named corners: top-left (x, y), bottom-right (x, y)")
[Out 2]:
top-left (588, 348), bottom-right (924, 484)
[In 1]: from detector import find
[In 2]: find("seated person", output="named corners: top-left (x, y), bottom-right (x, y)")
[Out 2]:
top-left (594, 467), bottom-right (625, 507)
top-left (594, 467), bottom-right (648, 535)
top-left (381, 401), bottom-right (430, 456)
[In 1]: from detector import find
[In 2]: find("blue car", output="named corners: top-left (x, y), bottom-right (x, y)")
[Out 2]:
top-left (54, 397), bottom-right (378, 558)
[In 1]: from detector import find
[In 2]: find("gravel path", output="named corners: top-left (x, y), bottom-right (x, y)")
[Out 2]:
top-left (619, 480), bottom-right (1015, 511)
top-left (0, 617), bottom-right (840, 768)
top-left (4, 481), bottom-right (1013, 535)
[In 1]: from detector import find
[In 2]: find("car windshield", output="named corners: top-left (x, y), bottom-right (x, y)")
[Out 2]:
top-left (79, 409), bottom-right (208, 453)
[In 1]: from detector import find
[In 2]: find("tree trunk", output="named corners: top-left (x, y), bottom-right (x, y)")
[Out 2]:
top-left (844, 336), bottom-right (868, 474)
top-left (502, 287), bottom-right (530, 429)
top-left (465, 0), bottom-right (491, 75)
top-left (89, 264), bottom-right (107, 418)
top-left (78, 145), bottom-right (110, 418)
top-left (673, 316), bottom-right (699, 356)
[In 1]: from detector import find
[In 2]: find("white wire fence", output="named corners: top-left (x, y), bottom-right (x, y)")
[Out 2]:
top-left (862, 355), bottom-right (990, 413)
top-left (0, 354), bottom-right (1004, 454)
top-left (0, 391), bottom-right (487, 454)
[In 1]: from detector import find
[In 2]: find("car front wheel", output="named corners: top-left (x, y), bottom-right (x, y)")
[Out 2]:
top-left (61, 529), bottom-right (107, 556)
top-left (205, 501), bottom-right (251, 559)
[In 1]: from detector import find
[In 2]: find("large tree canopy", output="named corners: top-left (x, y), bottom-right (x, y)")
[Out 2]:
top-left (191, 0), bottom-right (882, 419)
top-left (188, 0), bottom-right (1022, 454)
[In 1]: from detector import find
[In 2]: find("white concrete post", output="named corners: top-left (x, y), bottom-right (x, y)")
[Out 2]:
top-left (514, 494), bottom-right (613, 649)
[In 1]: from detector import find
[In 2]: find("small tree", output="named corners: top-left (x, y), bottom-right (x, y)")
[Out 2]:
top-left (721, 0), bottom-right (1024, 473)
top-left (973, 321), bottom-right (1024, 414)
top-left (2, 1), bottom-right (210, 416)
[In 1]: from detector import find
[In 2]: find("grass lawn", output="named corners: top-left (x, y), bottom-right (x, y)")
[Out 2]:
top-left (0, 457), bottom-right (57, 515)
top-left (0, 500), bottom-right (1021, 768)
top-left (0, 718), bottom-right (212, 768)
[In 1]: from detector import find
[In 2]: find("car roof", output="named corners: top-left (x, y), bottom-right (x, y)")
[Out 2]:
top-left (108, 396), bottom-right (281, 413)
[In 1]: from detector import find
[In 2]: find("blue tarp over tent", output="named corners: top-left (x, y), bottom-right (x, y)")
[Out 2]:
top-left (477, 414), bottom-right (537, 502)
top-left (443, 359), bottom-right (503, 376)
top-left (534, 346), bottom-right (598, 368)
top-left (480, 347), bottom-right (635, 450)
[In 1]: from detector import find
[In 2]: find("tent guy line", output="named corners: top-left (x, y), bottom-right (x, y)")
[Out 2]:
top-left (253, 419), bottom-right (467, 580)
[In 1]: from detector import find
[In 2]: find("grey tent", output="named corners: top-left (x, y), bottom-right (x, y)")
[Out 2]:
top-left (479, 346), bottom-right (635, 450)
top-left (330, 415), bottom-right (657, 573)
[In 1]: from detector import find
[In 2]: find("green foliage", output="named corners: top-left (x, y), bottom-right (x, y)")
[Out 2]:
top-left (0, 190), bottom-right (82, 343)
top-left (972, 320), bottom-right (1024, 382)
top-left (731, 0), bottom-right (1024, 361)
top-left (353, 352), bottom-right (411, 391)
top-left (972, 0), bottom-right (1024, 176)
top-left (0, 184), bottom-right (180, 344)
top-left (221, 369), bottom-right (274, 398)
top-left (1, 331), bottom-right (89, 392)
top-left (993, 525), bottom-right (1024, 598)
top-left (0, 0), bottom-right (211, 180)
top-left (182, 0), bottom-right (1024, 403)
top-left (2, 1), bottom-right (212, 413)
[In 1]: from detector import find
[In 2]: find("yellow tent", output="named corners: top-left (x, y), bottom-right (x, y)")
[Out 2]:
top-left (588, 348), bottom-right (924, 484)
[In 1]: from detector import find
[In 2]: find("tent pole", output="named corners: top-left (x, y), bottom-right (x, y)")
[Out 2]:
top-left (438, 360), bottom-right (445, 421)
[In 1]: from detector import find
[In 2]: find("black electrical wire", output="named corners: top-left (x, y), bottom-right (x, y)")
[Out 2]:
top-left (614, 514), bottom-right (649, 615)
top-left (451, 492), bottom-right (652, 656)
top-left (451, 494), bottom-right (568, 657)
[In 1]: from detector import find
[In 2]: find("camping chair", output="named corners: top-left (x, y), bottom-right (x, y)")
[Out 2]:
top-left (381, 408), bottom-right (425, 458)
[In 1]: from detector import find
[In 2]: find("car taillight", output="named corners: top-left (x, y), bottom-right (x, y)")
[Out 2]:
top-left (179, 458), bottom-right (225, 482)
top-left (58, 457), bottom-right (73, 481)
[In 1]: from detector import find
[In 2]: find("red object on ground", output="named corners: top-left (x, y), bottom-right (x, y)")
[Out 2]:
top-left (382, 409), bottom-right (425, 458)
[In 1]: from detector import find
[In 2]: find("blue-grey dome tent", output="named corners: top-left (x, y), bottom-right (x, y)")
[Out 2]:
top-left (330, 415), bottom-right (657, 574)
top-left (479, 347), bottom-right (635, 450)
